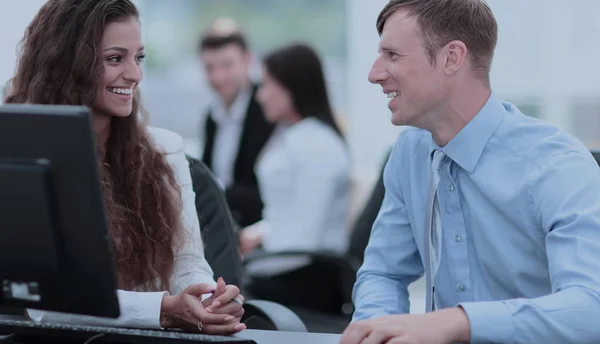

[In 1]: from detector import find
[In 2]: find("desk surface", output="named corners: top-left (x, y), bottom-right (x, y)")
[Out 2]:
top-left (1, 329), bottom-right (341, 344)
top-left (0, 315), bottom-right (341, 344)
top-left (236, 330), bottom-right (340, 344)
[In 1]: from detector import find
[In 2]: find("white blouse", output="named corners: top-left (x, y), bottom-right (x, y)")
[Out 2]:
top-left (28, 127), bottom-right (215, 329)
top-left (252, 118), bottom-right (351, 274)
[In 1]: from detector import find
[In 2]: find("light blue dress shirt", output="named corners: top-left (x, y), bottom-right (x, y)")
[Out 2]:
top-left (352, 94), bottom-right (600, 343)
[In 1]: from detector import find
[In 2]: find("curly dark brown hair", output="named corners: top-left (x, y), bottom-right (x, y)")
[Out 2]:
top-left (4, 0), bottom-right (182, 292)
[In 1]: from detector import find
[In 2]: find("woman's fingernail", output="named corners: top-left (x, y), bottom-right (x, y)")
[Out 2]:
top-left (212, 301), bottom-right (221, 308)
top-left (225, 315), bottom-right (234, 321)
top-left (234, 323), bottom-right (246, 331)
top-left (205, 307), bottom-right (213, 313)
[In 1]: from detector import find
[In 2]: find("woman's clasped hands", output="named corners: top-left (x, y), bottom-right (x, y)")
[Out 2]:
top-left (160, 277), bottom-right (246, 335)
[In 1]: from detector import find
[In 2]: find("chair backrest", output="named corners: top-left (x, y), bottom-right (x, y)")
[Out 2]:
top-left (591, 150), bottom-right (600, 167)
top-left (346, 149), bottom-right (390, 264)
top-left (186, 155), bottom-right (245, 287)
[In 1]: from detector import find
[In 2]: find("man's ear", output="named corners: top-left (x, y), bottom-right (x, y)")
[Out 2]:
top-left (443, 40), bottom-right (468, 76)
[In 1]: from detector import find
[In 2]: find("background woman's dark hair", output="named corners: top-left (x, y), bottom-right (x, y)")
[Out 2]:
top-left (4, 0), bottom-right (181, 292)
top-left (263, 43), bottom-right (344, 138)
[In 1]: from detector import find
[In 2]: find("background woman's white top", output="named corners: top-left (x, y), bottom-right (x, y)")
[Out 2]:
top-left (252, 118), bottom-right (351, 274)
top-left (28, 127), bottom-right (215, 329)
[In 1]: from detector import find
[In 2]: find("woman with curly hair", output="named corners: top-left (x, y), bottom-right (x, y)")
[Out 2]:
top-left (5, 0), bottom-right (245, 334)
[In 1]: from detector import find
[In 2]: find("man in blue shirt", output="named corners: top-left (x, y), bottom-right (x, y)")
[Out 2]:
top-left (341, 1), bottom-right (600, 343)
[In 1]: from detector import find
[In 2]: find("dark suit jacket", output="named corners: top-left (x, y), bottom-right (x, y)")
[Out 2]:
top-left (201, 85), bottom-right (275, 227)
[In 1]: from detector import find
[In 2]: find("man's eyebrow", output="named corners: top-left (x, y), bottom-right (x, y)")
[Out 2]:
top-left (379, 45), bottom-right (400, 53)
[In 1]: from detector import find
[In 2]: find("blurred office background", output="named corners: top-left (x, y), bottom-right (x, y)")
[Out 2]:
top-left (4, 0), bottom-right (600, 192)
top-left (3, 0), bottom-right (600, 315)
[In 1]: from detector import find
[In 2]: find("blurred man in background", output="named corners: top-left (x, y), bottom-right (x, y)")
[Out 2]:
top-left (198, 18), bottom-right (274, 227)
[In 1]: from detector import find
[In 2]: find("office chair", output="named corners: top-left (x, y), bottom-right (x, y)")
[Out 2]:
top-left (187, 156), bottom-right (244, 287)
top-left (590, 150), bottom-right (600, 167)
top-left (241, 150), bottom-right (390, 333)
top-left (186, 156), bottom-right (307, 332)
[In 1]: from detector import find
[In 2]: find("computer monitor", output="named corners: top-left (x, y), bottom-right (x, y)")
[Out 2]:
top-left (0, 104), bottom-right (119, 318)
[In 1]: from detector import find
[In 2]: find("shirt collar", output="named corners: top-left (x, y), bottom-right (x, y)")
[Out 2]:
top-left (210, 83), bottom-right (253, 124)
top-left (429, 92), bottom-right (506, 173)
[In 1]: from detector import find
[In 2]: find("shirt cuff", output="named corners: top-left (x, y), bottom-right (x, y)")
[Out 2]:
top-left (118, 290), bottom-right (168, 329)
top-left (458, 301), bottom-right (515, 344)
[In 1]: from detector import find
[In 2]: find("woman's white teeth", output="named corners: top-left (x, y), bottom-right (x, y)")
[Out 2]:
top-left (387, 91), bottom-right (399, 99)
top-left (108, 87), bottom-right (133, 95)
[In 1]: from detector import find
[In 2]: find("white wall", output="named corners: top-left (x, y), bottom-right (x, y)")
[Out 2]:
top-left (488, 0), bottom-right (600, 133)
top-left (346, 0), bottom-right (402, 191)
top-left (0, 0), bottom-right (46, 101)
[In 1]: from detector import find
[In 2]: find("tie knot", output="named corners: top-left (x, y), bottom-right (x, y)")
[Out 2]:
top-left (431, 149), bottom-right (445, 171)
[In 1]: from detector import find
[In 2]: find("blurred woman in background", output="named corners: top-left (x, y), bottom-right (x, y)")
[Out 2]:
top-left (240, 43), bottom-right (351, 309)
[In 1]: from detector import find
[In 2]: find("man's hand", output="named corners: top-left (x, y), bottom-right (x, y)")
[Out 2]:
top-left (339, 307), bottom-right (470, 344)
top-left (239, 221), bottom-right (264, 256)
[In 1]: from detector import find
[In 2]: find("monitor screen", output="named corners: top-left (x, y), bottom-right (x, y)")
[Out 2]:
top-left (0, 104), bottom-right (119, 318)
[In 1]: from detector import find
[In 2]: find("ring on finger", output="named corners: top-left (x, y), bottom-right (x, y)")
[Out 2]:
top-left (198, 321), bottom-right (203, 332)
top-left (230, 297), bottom-right (244, 306)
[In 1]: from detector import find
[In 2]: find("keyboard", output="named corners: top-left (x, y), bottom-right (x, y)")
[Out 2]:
top-left (0, 319), bottom-right (255, 344)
